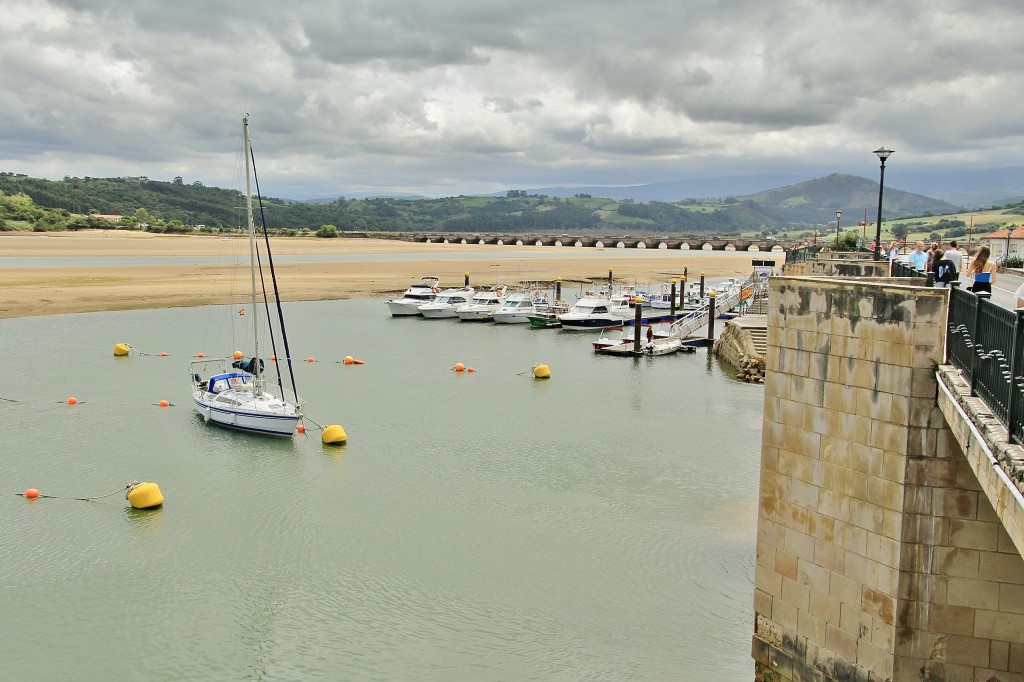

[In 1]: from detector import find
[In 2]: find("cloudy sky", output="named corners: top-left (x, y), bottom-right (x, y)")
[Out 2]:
top-left (3, 0), bottom-right (1022, 198)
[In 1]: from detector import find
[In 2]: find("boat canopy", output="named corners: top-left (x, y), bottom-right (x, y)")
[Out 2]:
top-left (207, 372), bottom-right (254, 394)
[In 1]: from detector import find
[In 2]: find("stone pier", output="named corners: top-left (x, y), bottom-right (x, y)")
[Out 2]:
top-left (752, 276), bottom-right (1024, 681)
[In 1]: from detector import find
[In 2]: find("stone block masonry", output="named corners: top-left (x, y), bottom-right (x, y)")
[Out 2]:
top-left (753, 277), bottom-right (1024, 682)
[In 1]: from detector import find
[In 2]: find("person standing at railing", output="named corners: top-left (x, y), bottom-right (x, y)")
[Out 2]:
top-left (943, 240), bottom-right (964, 280)
top-left (926, 243), bottom-right (943, 272)
top-left (1015, 281), bottom-right (1024, 309)
top-left (908, 241), bottom-right (928, 271)
top-left (887, 241), bottom-right (900, 262)
top-left (966, 245), bottom-right (997, 294)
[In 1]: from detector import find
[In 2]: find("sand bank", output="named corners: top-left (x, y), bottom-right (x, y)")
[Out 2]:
top-left (0, 231), bottom-right (781, 319)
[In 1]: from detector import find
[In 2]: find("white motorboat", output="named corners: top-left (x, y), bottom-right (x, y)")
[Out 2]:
top-left (648, 287), bottom-right (678, 310)
top-left (190, 117), bottom-right (304, 437)
top-left (492, 291), bottom-right (550, 324)
top-left (455, 285), bottom-right (508, 322)
top-left (557, 290), bottom-right (632, 331)
top-left (419, 287), bottom-right (476, 318)
top-left (385, 276), bottom-right (440, 316)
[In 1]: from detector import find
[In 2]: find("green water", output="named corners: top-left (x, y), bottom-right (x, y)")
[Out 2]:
top-left (1, 299), bottom-right (763, 680)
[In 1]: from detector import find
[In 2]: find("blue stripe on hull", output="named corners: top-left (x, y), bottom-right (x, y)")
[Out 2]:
top-left (194, 401), bottom-right (299, 437)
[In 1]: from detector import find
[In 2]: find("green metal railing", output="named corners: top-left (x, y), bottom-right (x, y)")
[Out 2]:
top-left (886, 259), bottom-right (1024, 444)
top-left (785, 246), bottom-right (817, 264)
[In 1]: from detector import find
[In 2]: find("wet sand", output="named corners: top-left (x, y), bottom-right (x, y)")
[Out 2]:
top-left (0, 230), bottom-right (777, 318)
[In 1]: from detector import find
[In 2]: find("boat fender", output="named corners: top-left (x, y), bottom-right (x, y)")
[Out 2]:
top-left (126, 481), bottom-right (164, 509)
top-left (322, 424), bottom-right (347, 445)
top-left (114, 343), bottom-right (131, 356)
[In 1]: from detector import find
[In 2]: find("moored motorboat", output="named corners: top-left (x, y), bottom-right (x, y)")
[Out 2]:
top-left (557, 290), bottom-right (632, 331)
top-left (492, 290), bottom-right (550, 324)
top-left (528, 299), bottom-right (570, 328)
top-left (455, 285), bottom-right (508, 322)
top-left (419, 287), bottom-right (475, 318)
top-left (385, 276), bottom-right (440, 316)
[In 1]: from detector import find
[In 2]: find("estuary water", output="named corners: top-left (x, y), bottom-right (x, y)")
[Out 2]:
top-left (0, 299), bottom-right (763, 681)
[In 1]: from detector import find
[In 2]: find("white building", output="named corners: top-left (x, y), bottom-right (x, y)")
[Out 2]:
top-left (980, 226), bottom-right (1024, 260)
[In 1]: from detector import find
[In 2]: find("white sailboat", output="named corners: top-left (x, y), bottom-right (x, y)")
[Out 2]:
top-left (189, 117), bottom-right (304, 437)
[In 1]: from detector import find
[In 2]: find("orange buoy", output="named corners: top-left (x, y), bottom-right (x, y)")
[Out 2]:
top-left (233, 351), bottom-right (244, 360)
top-left (67, 396), bottom-right (78, 405)
top-left (343, 356), bottom-right (354, 365)
top-left (467, 367), bottom-right (475, 373)
top-left (306, 356), bottom-right (315, 363)
top-left (160, 352), bottom-right (167, 357)
top-left (454, 363), bottom-right (465, 372)
top-left (270, 355), bottom-right (277, 361)
top-left (159, 400), bottom-right (169, 407)
top-left (25, 488), bottom-right (39, 499)
top-left (196, 352), bottom-right (205, 358)
top-left (297, 424), bottom-right (306, 434)
top-left (353, 359), bottom-right (364, 365)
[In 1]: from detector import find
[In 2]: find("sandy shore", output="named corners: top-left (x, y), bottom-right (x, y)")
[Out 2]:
top-left (0, 230), bottom-right (778, 318)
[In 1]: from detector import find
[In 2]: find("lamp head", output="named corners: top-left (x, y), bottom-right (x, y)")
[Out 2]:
top-left (836, 210), bottom-right (843, 219)
top-left (873, 146), bottom-right (894, 161)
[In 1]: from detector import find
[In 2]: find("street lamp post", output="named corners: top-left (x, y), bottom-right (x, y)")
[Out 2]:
top-left (873, 146), bottom-right (894, 260)
top-left (835, 209), bottom-right (842, 247)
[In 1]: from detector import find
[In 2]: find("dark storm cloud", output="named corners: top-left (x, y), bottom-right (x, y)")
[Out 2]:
top-left (2, 0), bottom-right (1022, 196)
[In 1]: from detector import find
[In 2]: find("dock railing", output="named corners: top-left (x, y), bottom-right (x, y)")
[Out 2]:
top-left (886, 258), bottom-right (1023, 445)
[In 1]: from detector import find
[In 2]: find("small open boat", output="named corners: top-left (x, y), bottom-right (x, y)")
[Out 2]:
top-left (593, 325), bottom-right (682, 357)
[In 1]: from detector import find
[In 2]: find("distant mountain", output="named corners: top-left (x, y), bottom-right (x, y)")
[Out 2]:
top-left (514, 173), bottom-right (810, 202)
top-left (740, 174), bottom-right (960, 225)
top-left (520, 167), bottom-right (1024, 208)
top-left (295, 192), bottom-right (431, 203)
top-left (0, 169), bottom-right (992, 236)
top-left (883, 167), bottom-right (1024, 208)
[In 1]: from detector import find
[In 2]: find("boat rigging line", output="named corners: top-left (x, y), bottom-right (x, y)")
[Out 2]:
top-left (249, 140), bottom-right (301, 408)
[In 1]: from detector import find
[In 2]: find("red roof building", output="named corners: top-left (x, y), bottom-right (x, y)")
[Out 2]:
top-left (979, 226), bottom-right (1024, 261)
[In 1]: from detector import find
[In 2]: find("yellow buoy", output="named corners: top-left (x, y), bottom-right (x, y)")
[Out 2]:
top-left (533, 364), bottom-right (551, 379)
top-left (322, 424), bottom-right (348, 445)
top-left (126, 482), bottom-right (163, 509)
top-left (114, 343), bottom-right (131, 356)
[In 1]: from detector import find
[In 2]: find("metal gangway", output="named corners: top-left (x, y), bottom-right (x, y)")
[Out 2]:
top-left (668, 276), bottom-right (756, 339)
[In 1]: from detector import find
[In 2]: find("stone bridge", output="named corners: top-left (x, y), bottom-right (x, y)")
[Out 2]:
top-left (410, 233), bottom-right (791, 253)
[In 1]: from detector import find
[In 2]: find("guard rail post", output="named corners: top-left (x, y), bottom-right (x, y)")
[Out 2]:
top-left (1008, 310), bottom-right (1024, 444)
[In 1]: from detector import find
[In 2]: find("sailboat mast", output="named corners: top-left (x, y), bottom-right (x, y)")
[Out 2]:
top-left (242, 117), bottom-right (260, 384)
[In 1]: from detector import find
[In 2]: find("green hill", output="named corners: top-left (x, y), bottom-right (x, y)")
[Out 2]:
top-left (0, 171), bottom-right (971, 237)
top-left (742, 173), bottom-right (959, 224)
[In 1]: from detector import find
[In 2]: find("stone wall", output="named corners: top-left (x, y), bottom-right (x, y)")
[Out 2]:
top-left (713, 317), bottom-right (766, 382)
top-left (782, 260), bottom-right (895, 279)
top-left (752, 276), bottom-right (1024, 681)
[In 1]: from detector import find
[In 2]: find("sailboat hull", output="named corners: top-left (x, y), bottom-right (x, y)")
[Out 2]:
top-left (193, 389), bottom-right (301, 436)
